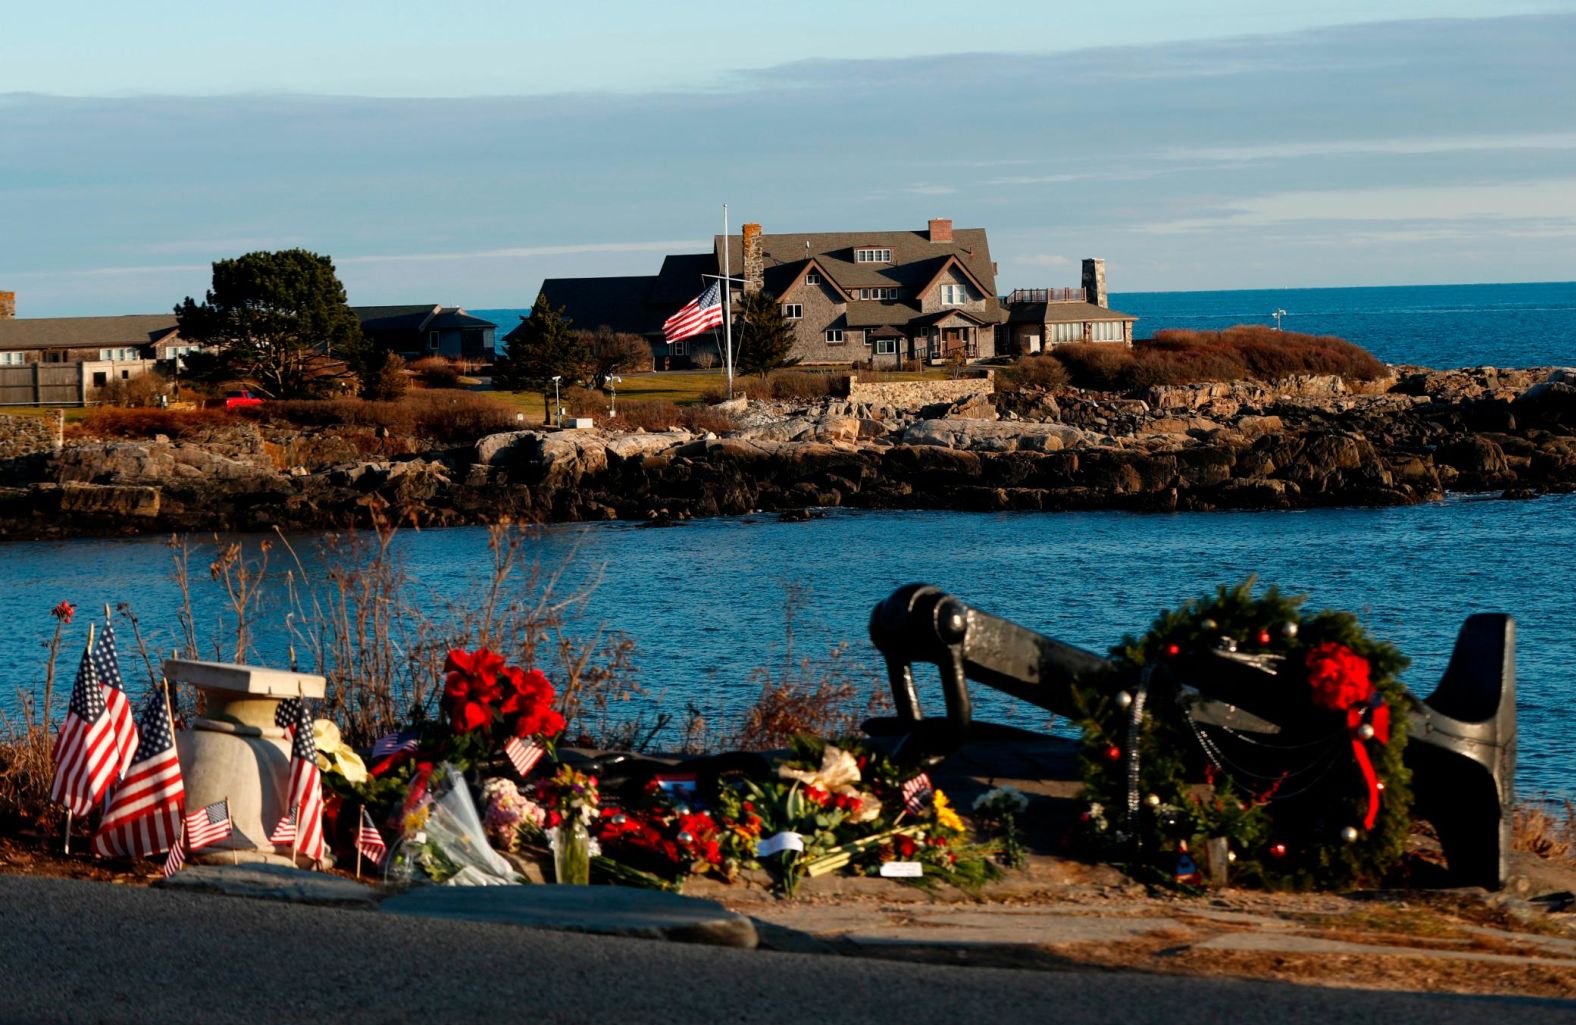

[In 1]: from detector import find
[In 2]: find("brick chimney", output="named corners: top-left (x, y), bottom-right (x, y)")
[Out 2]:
top-left (0, 290), bottom-right (14, 319)
top-left (742, 223), bottom-right (764, 293)
top-left (1081, 258), bottom-right (1107, 308)
top-left (928, 218), bottom-right (953, 243)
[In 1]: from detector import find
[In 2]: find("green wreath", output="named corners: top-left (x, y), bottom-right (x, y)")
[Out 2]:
top-left (1074, 581), bottom-right (1412, 890)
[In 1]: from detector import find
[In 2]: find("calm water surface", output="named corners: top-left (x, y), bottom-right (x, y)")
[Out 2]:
top-left (3, 496), bottom-right (1572, 796)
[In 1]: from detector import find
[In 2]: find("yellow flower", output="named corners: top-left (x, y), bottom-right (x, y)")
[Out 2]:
top-left (932, 790), bottom-right (965, 833)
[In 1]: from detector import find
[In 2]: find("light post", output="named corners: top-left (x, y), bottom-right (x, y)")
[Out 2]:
top-left (1271, 309), bottom-right (1287, 332)
top-left (607, 375), bottom-right (621, 417)
top-left (550, 375), bottom-right (562, 427)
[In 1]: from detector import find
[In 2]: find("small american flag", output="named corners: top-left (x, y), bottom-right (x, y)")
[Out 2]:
top-left (355, 806), bottom-right (387, 867)
top-left (370, 730), bottom-right (420, 760)
top-left (663, 280), bottom-right (724, 344)
top-left (93, 690), bottom-right (184, 859)
top-left (165, 798), bottom-right (232, 876)
top-left (271, 699), bottom-right (325, 863)
top-left (91, 619), bottom-right (138, 781)
top-left (162, 826), bottom-right (185, 878)
top-left (50, 644), bottom-right (118, 816)
top-left (185, 798), bottom-right (233, 852)
top-left (504, 736), bottom-right (544, 778)
top-left (901, 773), bottom-right (934, 816)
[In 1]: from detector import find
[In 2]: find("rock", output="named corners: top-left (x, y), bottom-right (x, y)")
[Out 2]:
top-left (381, 884), bottom-right (758, 948)
top-left (59, 482), bottom-right (160, 518)
top-left (1236, 415), bottom-right (1284, 438)
top-left (157, 863), bottom-right (378, 906)
top-left (474, 429), bottom-right (539, 466)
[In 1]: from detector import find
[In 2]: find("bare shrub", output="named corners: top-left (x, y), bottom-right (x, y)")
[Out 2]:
top-left (1513, 799), bottom-right (1576, 865)
top-left (996, 354), bottom-right (1070, 393)
top-left (252, 391), bottom-right (517, 443)
top-left (726, 584), bottom-right (890, 751)
top-left (0, 603), bottom-right (75, 829)
top-left (410, 356), bottom-right (461, 389)
top-left (1043, 326), bottom-right (1386, 392)
top-left (580, 327), bottom-right (654, 385)
top-left (596, 400), bottom-right (735, 434)
top-left (693, 351), bottom-right (717, 370)
top-left (765, 370), bottom-right (841, 401)
top-left (73, 407), bottom-right (238, 440)
top-left (94, 370), bottom-right (169, 408)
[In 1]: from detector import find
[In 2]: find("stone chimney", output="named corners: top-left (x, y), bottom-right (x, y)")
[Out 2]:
top-left (1081, 258), bottom-right (1107, 308)
top-left (0, 290), bottom-right (14, 319)
top-left (742, 223), bottom-right (764, 293)
top-left (928, 218), bottom-right (953, 243)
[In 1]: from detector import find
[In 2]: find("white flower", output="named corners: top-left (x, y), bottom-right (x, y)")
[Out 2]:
top-left (778, 745), bottom-right (862, 792)
top-left (973, 786), bottom-right (1029, 816)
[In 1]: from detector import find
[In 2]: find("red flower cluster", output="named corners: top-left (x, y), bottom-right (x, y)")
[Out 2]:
top-left (51, 600), bottom-right (75, 624)
top-left (1304, 642), bottom-right (1373, 712)
top-left (500, 667), bottom-right (566, 738)
top-left (802, 787), bottom-right (864, 816)
top-left (441, 647), bottom-right (566, 740)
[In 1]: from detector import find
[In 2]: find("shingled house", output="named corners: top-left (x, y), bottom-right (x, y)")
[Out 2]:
top-left (535, 219), bottom-right (1005, 368)
top-left (353, 305), bottom-right (497, 361)
top-left (533, 221), bottom-right (1137, 369)
top-left (0, 306), bottom-right (193, 402)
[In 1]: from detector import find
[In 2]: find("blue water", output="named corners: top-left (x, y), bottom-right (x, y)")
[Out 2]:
top-left (478, 280), bottom-right (1576, 369)
top-left (4, 495), bottom-right (1573, 797)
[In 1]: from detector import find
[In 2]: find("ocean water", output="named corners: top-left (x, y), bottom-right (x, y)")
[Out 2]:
top-left (3, 495), bottom-right (1572, 797)
top-left (475, 279), bottom-right (1576, 369)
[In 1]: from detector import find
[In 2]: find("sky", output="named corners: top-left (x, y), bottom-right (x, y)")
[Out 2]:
top-left (2, 2), bottom-right (1575, 315)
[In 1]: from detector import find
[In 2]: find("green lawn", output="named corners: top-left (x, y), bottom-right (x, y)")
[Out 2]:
top-left (0, 405), bottom-right (89, 422)
top-left (489, 369), bottom-right (726, 420)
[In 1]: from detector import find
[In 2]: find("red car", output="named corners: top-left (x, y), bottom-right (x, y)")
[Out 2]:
top-left (222, 390), bottom-right (264, 409)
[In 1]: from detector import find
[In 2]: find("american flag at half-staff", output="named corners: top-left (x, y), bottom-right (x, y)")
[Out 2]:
top-left (901, 773), bottom-right (934, 816)
top-left (355, 806), bottom-right (388, 867)
top-left (91, 618), bottom-right (138, 780)
top-left (164, 798), bottom-right (233, 877)
top-left (93, 689), bottom-right (184, 859)
top-left (49, 642), bottom-right (119, 816)
top-left (269, 698), bottom-right (325, 863)
top-left (504, 736), bottom-right (545, 778)
top-left (662, 280), bottom-right (724, 344)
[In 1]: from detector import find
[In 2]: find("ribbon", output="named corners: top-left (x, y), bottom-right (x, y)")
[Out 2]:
top-left (1348, 698), bottom-right (1391, 830)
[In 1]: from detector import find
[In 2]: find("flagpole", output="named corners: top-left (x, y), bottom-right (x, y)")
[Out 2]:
top-left (355, 806), bottom-right (364, 880)
top-left (722, 203), bottom-right (734, 401)
top-left (63, 622), bottom-right (98, 855)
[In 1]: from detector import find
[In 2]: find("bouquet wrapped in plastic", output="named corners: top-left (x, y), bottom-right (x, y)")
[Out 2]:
top-left (387, 762), bottom-right (523, 886)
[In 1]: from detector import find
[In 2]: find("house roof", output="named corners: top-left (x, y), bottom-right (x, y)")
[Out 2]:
top-left (531, 276), bottom-right (660, 339)
top-left (1007, 301), bottom-right (1138, 324)
top-left (715, 226), bottom-right (998, 296)
top-left (649, 253), bottom-right (715, 305)
top-left (352, 305), bottom-right (440, 332)
top-left (426, 309), bottom-right (496, 330)
top-left (0, 315), bottom-right (179, 352)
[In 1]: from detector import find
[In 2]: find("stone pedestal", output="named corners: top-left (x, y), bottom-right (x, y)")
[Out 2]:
top-left (166, 659), bottom-right (328, 868)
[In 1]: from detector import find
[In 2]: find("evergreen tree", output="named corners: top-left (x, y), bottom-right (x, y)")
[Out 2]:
top-left (734, 289), bottom-right (801, 377)
top-left (174, 249), bottom-right (362, 399)
top-left (494, 293), bottom-right (587, 419)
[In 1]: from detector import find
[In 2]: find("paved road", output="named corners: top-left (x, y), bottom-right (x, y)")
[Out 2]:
top-left (1, 875), bottom-right (1570, 1025)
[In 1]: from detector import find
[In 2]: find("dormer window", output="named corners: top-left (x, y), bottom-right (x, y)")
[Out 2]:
top-left (855, 248), bottom-right (892, 263)
top-left (939, 283), bottom-right (969, 306)
top-left (858, 287), bottom-right (899, 300)
top-left (805, 272), bottom-right (821, 285)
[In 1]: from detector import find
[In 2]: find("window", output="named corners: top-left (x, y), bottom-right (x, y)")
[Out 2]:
top-left (99, 347), bottom-right (138, 361)
top-left (1091, 320), bottom-right (1125, 342)
top-left (427, 331), bottom-right (440, 350)
top-left (805, 272), bottom-right (821, 285)
top-left (671, 339), bottom-right (687, 356)
top-left (165, 344), bottom-right (201, 359)
top-left (782, 304), bottom-right (802, 319)
top-left (855, 248), bottom-right (892, 263)
top-left (0, 351), bottom-right (25, 365)
top-left (939, 283), bottom-right (969, 306)
top-left (874, 338), bottom-right (897, 355)
top-left (1050, 321), bottom-right (1083, 344)
top-left (857, 287), bottom-right (899, 300)
top-left (93, 371), bottom-right (108, 388)
top-left (824, 329), bottom-right (844, 344)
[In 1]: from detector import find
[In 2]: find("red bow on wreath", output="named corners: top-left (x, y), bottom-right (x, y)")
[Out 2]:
top-left (1306, 642), bottom-right (1391, 830)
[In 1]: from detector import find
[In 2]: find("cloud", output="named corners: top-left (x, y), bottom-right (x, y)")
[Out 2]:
top-left (3, 12), bottom-right (1575, 309)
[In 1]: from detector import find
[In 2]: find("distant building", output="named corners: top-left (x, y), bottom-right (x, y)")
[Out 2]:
top-left (0, 308), bottom-right (190, 402)
top-left (1000, 260), bottom-right (1139, 356)
top-left (532, 221), bottom-right (1135, 369)
top-left (353, 305), bottom-right (496, 361)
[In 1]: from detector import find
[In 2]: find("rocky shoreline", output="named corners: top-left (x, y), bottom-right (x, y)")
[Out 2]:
top-left (1, 365), bottom-right (1573, 540)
